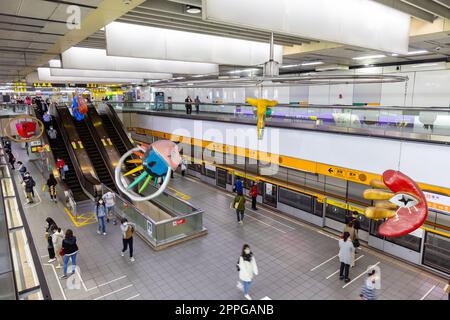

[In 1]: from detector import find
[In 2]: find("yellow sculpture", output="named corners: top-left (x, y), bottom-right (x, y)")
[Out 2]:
top-left (246, 98), bottom-right (278, 140)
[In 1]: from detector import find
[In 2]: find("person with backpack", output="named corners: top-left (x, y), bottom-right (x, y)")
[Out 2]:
top-left (47, 126), bottom-right (57, 140)
top-left (17, 161), bottom-right (27, 180)
top-left (95, 198), bottom-right (107, 235)
top-left (249, 182), bottom-right (258, 210)
top-left (46, 173), bottom-right (58, 203)
top-left (120, 218), bottom-right (136, 262)
top-left (60, 229), bottom-right (79, 279)
top-left (233, 176), bottom-right (243, 193)
top-left (236, 244), bottom-right (258, 300)
top-left (339, 231), bottom-right (355, 283)
top-left (8, 152), bottom-right (16, 170)
top-left (102, 191), bottom-right (116, 225)
top-left (232, 190), bottom-right (246, 224)
top-left (23, 172), bottom-right (36, 204)
top-left (359, 269), bottom-right (378, 300)
top-left (51, 226), bottom-right (64, 269)
top-left (45, 217), bottom-right (58, 263)
top-left (56, 157), bottom-right (66, 180)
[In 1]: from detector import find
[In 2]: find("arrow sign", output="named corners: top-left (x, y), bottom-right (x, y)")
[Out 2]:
top-left (328, 168), bottom-right (334, 173)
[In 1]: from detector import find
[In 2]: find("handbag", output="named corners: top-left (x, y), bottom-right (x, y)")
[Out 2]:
top-left (59, 247), bottom-right (65, 256)
top-left (353, 238), bottom-right (360, 248)
top-left (234, 202), bottom-right (239, 209)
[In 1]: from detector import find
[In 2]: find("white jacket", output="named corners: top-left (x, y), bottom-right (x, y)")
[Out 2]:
top-left (238, 256), bottom-right (258, 282)
top-left (339, 239), bottom-right (355, 265)
top-left (52, 229), bottom-right (64, 251)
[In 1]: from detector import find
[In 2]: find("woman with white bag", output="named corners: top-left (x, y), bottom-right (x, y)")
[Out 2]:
top-left (236, 244), bottom-right (258, 300)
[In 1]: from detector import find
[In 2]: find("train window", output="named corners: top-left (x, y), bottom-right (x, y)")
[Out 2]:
top-left (385, 234), bottom-right (422, 253)
top-left (278, 187), bottom-right (313, 213)
top-left (347, 181), bottom-right (371, 204)
top-left (422, 232), bottom-right (450, 274)
top-left (216, 168), bottom-right (227, 188)
top-left (325, 203), bottom-right (347, 223)
top-left (224, 153), bottom-right (236, 166)
top-left (313, 199), bottom-right (324, 217)
top-left (287, 168), bottom-right (306, 187)
top-left (305, 178), bottom-right (325, 192)
top-left (369, 219), bottom-right (384, 239)
top-left (325, 183), bottom-right (347, 198)
top-left (259, 164), bottom-right (288, 181)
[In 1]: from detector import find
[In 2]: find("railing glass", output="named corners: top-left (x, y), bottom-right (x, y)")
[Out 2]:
top-left (107, 101), bottom-right (450, 143)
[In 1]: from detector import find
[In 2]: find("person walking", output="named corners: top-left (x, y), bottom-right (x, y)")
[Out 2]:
top-left (233, 176), bottom-right (243, 194)
top-left (180, 157), bottom-right (188, 177)
top-left (359, 269), bottom-right (378, 300)
top-left (51, 226), bottom-right (64, 269)
top-left (102, 191), bottom-right (116, 225)
top-left (95, 198), bottom-right (107, 235)
top-left (249, 182), bottom-right (258, 210)
top-left (23, 172), bottom-right (36, 204)
top-left (339, 231), bottom-right (355, 283)
top-left (185, 96), bottom-right (192, 114)
top-left (236, 244), bottom-right (258, 300)
top-left (232, 190), bottom-right (246, 224)
top-left (120, 218), bottom-right (136, 262)
top-left (46, 173), bottom-right (58, 203)
top-left (344, 220), bottom-right (359, 267)
top-left (56, 157), bottom-right (66, 180)
top-left (42, 111), bottom-right (52, 129)
top-left (45, 217), bottom-right (58, 263)
top-left (8, 152), bottom-right (16, 170)
top-left (60, 229), bottom-right (79, 279)
top-left (194, 96), bottom-right (200, 114)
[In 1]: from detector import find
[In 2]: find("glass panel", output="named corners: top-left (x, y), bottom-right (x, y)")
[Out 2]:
top-left (385, 234), bottom-right (421, 252)
top-left (423, 232), bottom-right (450, 274)
top-left (287, 168), bottom-right (306, 186)
top-left (313, 199), bottom-right (324, 217)
top-left (370, 219), bottom-right (384, 239)
top-left (325, 204), bottom-right (347, 223)
top-left (216, 168), bottom-right (227, 188)
top-left (278, 187), bottom-right (313, 213)
top-left (263, 183), bottom-right (277, 208)
top-left (348, 181), bottom-right (371, 204)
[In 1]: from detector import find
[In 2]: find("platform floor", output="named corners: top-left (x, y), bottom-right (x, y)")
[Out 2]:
top-left (12, 144), bottom-right (448, 300)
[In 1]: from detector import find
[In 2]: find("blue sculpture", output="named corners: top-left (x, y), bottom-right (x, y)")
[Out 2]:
top-left (71, 96), bottom-right (85, 121)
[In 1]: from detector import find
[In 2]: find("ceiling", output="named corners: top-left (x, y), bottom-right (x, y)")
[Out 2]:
top-left (0, 0), bottom-right (449, 83)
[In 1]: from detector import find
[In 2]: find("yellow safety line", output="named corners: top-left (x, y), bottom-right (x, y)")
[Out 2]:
top-left (421, 226), bottom-right (450, 238)
top-left (168, 187), bottom-right (191, 200)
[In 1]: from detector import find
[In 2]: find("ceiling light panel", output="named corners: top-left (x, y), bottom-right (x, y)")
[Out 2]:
top-left (61, 47), bottom-right (219, 75)
top-left (105, 22), bottom-right (283, 65)
top-left (203, 0), bottom-right (410, 54)
top-left (49, 68), bottom-right (172, 80)
top-left (37, 68), bottom-right (143, 83)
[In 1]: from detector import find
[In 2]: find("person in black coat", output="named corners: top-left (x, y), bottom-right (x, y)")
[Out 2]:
top-left (61, 229), bottom-right (79, 279)
top-left (45, 217), bottom-right (58, 263)
top-left (185, 96), bottom-right (192, 114)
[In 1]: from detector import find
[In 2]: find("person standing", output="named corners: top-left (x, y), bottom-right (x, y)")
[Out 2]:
top-left (45, 218), bottom-right (58, 263)
top-left (60, 229), bottom-right (79, 279)
top-left (185, 96), bottom-right (192, 114)
top-left (120, 218), bottom-right (135, 262)
top-left (46, 173), bottom-right (58, 203)
top-left (180, 157), bottom-right (188, 177)
top-left (359, 269), bottom-right (378, 300)
top-left (167, 96), bottom-right (173, 111)
top-left (344, 220), bottom-right (358, 267)
top-left (102, 191), bottom-right (116, 225)
top-left (249, 182), bottom-right (258, 210)
top-left (56, 157), bottom-right (65, 180)
top-left (51, 226), bottom-right (64, 269)
top-left (8, 152), bottom-right (15, 170)
top-left (233, 190), bottom-right (246, 224)
top-left (339, 231), bottom-right (355, 283)
top-left (236, 244), bottom-right (258, 300)
top-left (47, 125), bottom-right (57, 140)
top-left (17, 161), bottom-right (27, 180)
top-left (42, 111), bottom-right (52, 129)
top-left (233, 176), bottom-right (243, 194)
top-left (194, 96), bottom-right (200, 114)
top-left (95, 198), bottom-right (107, 235)
top-left (23, 172), bottom-right (35, 204)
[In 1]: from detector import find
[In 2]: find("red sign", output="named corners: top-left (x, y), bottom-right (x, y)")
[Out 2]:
top-left (173, 219), bottom-right (186, 226)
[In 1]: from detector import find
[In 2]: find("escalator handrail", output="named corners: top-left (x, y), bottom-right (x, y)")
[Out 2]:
top-left (102, 102), bottom-right (135, 150)
top-left (53, 104), bottom-right (100, 198)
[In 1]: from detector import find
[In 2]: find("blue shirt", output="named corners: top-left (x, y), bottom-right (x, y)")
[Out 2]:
top-left (234, 180), bottom-right (243, 192)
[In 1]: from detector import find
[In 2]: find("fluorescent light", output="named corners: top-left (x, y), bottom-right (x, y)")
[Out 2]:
top-left (100, 27), bottom-right (105, 31)
top-left (192, 74), bottom-right (206, 78)
top-left (186, 5), bottom-right (201, 14)
top-left (49, 59), bottom-right (61, 68)
top-left (406, 50), bottom-right (428, 55)
top-left (301, 61), bottom-right (324, 66)
top-left (280, 64), bottom-right (300, 69)
top-left (352, 54), bottom-right (386, 60)
top-left (411, 63), bottom-right (438, 68)
top-left (228, 68), bottom-right (258, 74)
top-left (172, 77), bottom-right (185, 80)
top-left (391, 53), bottom-right (399, 56)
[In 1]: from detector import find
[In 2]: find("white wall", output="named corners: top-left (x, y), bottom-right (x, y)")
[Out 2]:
top-left (129, 113), bottom-right (450, 189)
top-left (156, 62), bottom-right (450, 107)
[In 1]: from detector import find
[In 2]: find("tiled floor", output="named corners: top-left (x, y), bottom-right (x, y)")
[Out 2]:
top-left (12, 144), bottom-right (448, 300)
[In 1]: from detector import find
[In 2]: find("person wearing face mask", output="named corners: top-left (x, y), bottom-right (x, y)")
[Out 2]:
top-left (95, 198), bottom-right (107, 235)
top-left (236, 244), bottom-right (258, 300)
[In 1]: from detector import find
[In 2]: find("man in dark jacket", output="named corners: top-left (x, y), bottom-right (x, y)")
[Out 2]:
top-left (23, 172), bottom-right (36, 204)
top-left (185, 96), bottom-right (192, 114)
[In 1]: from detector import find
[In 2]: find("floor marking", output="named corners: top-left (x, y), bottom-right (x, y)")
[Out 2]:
top-left (22, 188), bottom-right (42, 208)
top-left (93, 284), bottom-right (133, 300)
top-left (420, 284), bottom-right (437, 300)
top-left (86, 275), bottom-right (128, 291)
top-left (317, 230), bottom-right (340, 240)
top-left (260, 296), bottom-right (272, 300)
top-left (244, 214), bottom-right (287, 234)
top-left (126, 294), bottom-right (140, 300)
top-left (342, 261), bottom-right (380, 288)
top-left (75, 269), bottom-right (89, 292)
top-left (43, 263), bottom-right (67, 300)
top-left (325, 255), bottom-right (365, 279)
top-left (247, 208), bottom-right (296, 230)
top-left (63, 207), bottom-right (97, 228)
top-left (310, 254), bottom-right (339, 271)
top-left (167, 186), bottom-right (191, 200)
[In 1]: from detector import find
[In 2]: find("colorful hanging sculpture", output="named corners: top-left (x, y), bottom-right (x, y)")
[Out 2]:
top-left (71, 95), bottom-right (85, 121)
top-left (115, 140), bottom-right (182, 202)
top-left (362, 170), bottom-right (428, 237)
top-left (246, 98), bottom-right (278, 140)
top-left (4, 115), bottom-right (44, 142)
top-left (77, 95), bottom-right (88, 115)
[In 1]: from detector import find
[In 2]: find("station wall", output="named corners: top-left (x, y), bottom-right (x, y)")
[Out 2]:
top-left (155, 63), bottom-right (450, 107)
top-left (126, 113), bottom-right (450, 191)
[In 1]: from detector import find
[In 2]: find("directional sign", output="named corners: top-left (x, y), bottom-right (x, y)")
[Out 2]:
top-left (319, 164), bottom-right (369, 183)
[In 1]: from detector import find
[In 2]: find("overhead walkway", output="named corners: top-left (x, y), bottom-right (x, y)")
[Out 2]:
top-left (109, 101), bottom-right (450, 144)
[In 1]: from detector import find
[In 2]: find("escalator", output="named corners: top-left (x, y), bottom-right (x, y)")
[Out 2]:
top-left (35, 108), bottom-right (87, 201)
top-left (73, 119), bottom-right (117, 192)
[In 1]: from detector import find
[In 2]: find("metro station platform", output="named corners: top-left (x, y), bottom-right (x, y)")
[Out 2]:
top-left (13, 144), bottom-right (448, 300)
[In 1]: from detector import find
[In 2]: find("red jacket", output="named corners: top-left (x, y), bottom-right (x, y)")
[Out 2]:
top-left (56, 159), bottom-right (65, 169)
top-left (250, 185), bottom-right (258, 197)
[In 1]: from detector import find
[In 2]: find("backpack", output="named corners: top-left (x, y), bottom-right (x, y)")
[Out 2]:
top-left (124, 224), bottom-right (134, 239)
top-left (48, 129), bottom-right (57, 139)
